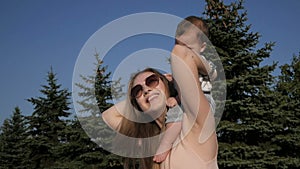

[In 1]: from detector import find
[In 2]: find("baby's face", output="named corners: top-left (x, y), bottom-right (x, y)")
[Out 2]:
top-left (177, 27), bottom-right (206, 54)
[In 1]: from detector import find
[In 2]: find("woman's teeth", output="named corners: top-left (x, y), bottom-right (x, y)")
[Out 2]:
top-left (148, 94), bottom-right (158, 101)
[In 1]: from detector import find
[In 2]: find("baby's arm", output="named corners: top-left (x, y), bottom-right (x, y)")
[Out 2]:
top-left (153, 121), bottom-right (182, 163)
top-left (171, 44), bottom-right (213, 131)
top-left (193, 54), bottom-right (217, 81)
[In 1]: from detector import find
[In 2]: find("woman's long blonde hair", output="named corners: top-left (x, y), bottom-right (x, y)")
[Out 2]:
top-left (116, 68), bottom-right (171, 169)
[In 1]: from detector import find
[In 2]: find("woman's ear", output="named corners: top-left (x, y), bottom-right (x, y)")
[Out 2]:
top-left (164, 74), bottom-right (179, 97)
top-left (164, 73), bottom-right (173, 82)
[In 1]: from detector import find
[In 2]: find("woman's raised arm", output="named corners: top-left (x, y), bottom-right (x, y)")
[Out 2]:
top-left (170, 44), bottom-right (215, 141)
top-left (102, 100), bottom-right (126, 131)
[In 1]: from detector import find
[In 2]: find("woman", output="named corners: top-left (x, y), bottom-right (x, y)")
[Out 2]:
top-left (102, 17), bottom-right (218, 169)
top-left (103, 61), bottom-right (218, 169)
top-left (103, 68), bottom-right (174, 169)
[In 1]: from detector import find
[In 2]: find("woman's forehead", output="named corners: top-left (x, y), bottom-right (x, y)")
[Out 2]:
top-left (133, 72), bottom-right (154, 85)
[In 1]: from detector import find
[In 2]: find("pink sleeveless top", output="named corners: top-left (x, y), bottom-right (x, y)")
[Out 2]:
top-left (160, 113), bottom-right (219, 169)
top-left (160, 138), bottom-right (218, 169)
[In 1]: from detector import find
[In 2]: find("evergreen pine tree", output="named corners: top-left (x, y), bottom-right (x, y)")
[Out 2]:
top-left (0, 119), bottom-right (12, 168)
top-left (0, 107), bottom-right (29, 168)
top-left (75, 52), bottom-right (123, 168)
top-left (203, 0), bottom-right (281, 168)
top-left (271, 54), bottom-right (300, 168)
top-left (51, 118), bottom-right (118, 168)
top-left (26, 68), bottom-right (71, 168)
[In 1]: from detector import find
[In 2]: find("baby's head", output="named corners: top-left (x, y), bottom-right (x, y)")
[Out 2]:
top-left (175, 16), bottom-right (209, 54)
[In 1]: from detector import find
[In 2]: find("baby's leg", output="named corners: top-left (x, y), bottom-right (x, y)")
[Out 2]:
top-left (194, 54), bottom-right (217, 80)
top-left (153, 122), bottom-right (182, 163)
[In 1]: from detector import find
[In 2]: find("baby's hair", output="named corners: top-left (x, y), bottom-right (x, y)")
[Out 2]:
top-left (175, 16), bottom-right (209, 44)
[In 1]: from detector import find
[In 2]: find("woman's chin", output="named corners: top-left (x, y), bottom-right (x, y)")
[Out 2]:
top-left (144, 95), bottom-right (166, 119)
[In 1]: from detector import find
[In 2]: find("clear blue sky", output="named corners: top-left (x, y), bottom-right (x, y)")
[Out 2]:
top-left (1, 0), bottom-right (299, 125)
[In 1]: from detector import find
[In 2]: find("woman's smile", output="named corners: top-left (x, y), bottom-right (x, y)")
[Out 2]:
top-left (147, 92), bottom-right (159, 102)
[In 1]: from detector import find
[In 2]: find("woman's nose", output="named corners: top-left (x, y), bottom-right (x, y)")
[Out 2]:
top-left (142, 85), bottom-right (152, 95)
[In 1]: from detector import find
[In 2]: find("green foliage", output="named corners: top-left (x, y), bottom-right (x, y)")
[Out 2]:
top-left (75, 52), bottom-right (123, 168)
top-left (0, 1), bottom-right (299, 168)
top-left (272, 54), bottom-right (300, 167)
top-left (53, 119), bottom-right (122, 169)
top-left (204, 0), bottom-right (300, 168)
top-left (0, 66), bottom-right (123, 168)
top-left (0, 107), bottom-right (29, 168)
top-left (25, 68), bottom-right (72, 168)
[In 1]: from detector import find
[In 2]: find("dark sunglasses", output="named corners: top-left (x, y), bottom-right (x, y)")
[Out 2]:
top-left (131, 74), bottom-right (160, 98)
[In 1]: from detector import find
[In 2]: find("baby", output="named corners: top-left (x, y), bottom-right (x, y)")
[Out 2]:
top-left (153, 16), bottom-right (217, 163)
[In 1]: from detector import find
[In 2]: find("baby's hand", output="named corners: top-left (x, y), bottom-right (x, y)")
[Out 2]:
top-left (166, 97), bottom-right (178, 108)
